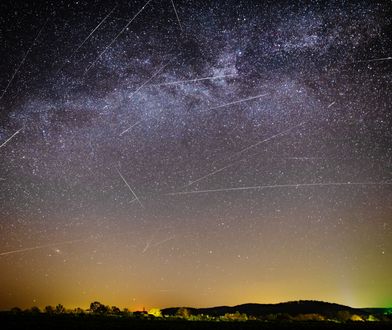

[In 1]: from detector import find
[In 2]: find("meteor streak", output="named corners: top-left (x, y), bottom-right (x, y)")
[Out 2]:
top-left (167, 182), bottom-right (392, 196)
top-left (207, 93), bottom-right (268, 111)
top-left (143, 235), bottom-right (175, 253)
top-left (286, 157), bottom-right (323, 160)
top-left (119, 61), bottom-right (170, 136)
top-left (128, 61), bottom-right (170, 100)
top-left (152, 236), bottom-right (175, 248)
top-left (184, 161), bottom-right (243, 188)
top-left (0, 23), bottom-right (46, 101)
top-left (352, 56), bottom-right (392, 63)
top-left (327, 101), bottom-right (336, 108)
top-left (0, 128), bottom-right (23, 149)
top-left (0, 237), bottom-right (96, 257)
top-left (57, 5), bottom-right (117, 74)
top-left (187, 123), bottom-right (305, 187)
top-left (170, 0), bottom-right (183, 32)
top-left (150, 74), bottom-right (236, 86)
top-left (231, 122), bottom-right (305, 159)
top-left (119, 120), bottom-right (141, 136)
top-left (117, 168), bottom-right (144, 208)
top-left (85, 0), bottom-right (153, 73)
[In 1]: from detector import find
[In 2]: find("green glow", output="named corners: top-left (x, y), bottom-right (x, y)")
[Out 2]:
top-left (385, 308), bottom-right (392, 315)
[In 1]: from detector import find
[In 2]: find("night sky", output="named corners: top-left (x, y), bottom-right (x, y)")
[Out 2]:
top-left (0, 0), bottom-right (391, 310)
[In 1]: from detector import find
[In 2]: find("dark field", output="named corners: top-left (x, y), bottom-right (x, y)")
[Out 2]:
top-left (1, 313), bottom-right (390, 330)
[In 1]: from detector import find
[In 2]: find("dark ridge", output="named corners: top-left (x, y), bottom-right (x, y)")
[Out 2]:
top-left (162, 300), bottom-right (364, 317)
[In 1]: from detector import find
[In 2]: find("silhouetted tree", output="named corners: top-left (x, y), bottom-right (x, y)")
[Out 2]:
top-left (122, 308), bottom-right (131, 317)
top-left (30, 306), bottom-right (41, 314)
top-left (55, 304), bottom-right (66, 314)
top-left (44, 305), bottom-right (54, 314)
top-left (110, 306), bottom-right (120, 314)
top-left (336, 310), bottom-right (352, 322)
top-left (90, 301), bottom-right (109, 314)
top-left (74, 307), bottom-right (85, 315)
top-left (10, 307), bottom-right (22, 314)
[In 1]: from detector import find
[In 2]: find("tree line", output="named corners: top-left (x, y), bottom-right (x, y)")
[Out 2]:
top-left (7, 302), bottom-right (392, 323)
top-left (10, 302), bottom-right (131, 316)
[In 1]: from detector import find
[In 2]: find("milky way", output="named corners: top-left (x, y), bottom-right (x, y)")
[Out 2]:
top-left (0, 0), bottom-right (391, 310)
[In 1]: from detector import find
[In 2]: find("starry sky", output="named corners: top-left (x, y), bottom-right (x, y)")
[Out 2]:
top-left (0, 0), bottom-right (391, 310)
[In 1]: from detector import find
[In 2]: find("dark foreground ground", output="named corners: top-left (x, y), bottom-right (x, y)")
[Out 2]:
top-left (1, 314), bottom-right (390, 330)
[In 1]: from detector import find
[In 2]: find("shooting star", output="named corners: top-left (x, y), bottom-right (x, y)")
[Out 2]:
top-left (170, 0), bottom-right (183, 32)
top-left (151, 236), bottom-right (175, 248)
top-left (0, 128), bottom-right (23, 149)
top-left (181, 123), bottom-right (304, 188)
top-left (142, 228), bottom-right (158, 253)
top-left (142, 237), bottom-right (153, 253)
top-left (352, 56), bottom-right (392, 64)
top-left (119, 61), bottom-right (170, 136)
top-left (57, 5), bottom-right (117, 74)
top-left (117, 168), bottom-right (144, 208)
top-left (150, 74), bottom-right (237, 87)
top-left (119, 120), bottom-right (141, 136)
top-left (143, 235), bottom-right (175, 253)
top-left (327, 101), bottom-right (336, 108)
top-left (85, 0), bottom-right (153, 73)
top-left (166, 181), bottom-right (392, 196)
top-left (128, 61), bottom-right (171, 100)
top-left (0, 237), bottom-right (97, 257)
top-left (207, 93), bottom-right (268, 111)
top-left (0, 23), bottom-right (46, 101)
top-left (231, 122), bottom-right (305, 159)
top-left (286, 157), bottom-right (323, 160)
top-left (184, 161), bottom-right (243, 188)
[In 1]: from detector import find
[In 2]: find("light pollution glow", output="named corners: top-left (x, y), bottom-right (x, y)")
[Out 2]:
top-left (0, 0), bottom-right (391, 310)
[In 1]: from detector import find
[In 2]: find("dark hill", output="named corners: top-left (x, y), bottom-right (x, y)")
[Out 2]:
top-left (162, 300), bottom-right (363, 318)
